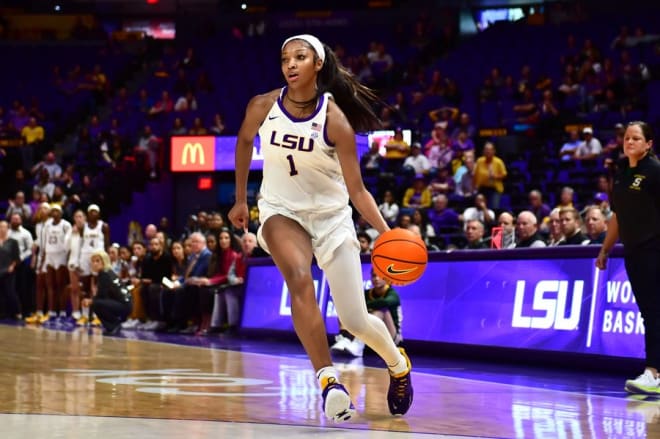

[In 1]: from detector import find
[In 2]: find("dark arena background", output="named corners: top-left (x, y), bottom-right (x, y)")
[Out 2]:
top-left (0, 0), bottom-right (659, 437)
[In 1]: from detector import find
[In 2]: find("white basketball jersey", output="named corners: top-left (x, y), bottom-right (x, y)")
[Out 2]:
top-left (258, 88), bottom-right (348, 214)
top-left (45, 219), bottom-right (72, 254)
top-left (81, 221), bottom-right (105, 254)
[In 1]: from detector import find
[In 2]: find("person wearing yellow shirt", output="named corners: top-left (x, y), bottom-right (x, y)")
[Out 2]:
top-left (473, 142), bottom-right (507, 209)
top-left (402, 176), bottom-right (432, 211)
top-left (20, 117), bottom-right (45, 170)
top-left (382, 127), bottom-right (410, 174)
top-left (21, 117), bottom-right (44, 145)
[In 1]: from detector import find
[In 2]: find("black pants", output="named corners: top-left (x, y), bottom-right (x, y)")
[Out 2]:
top-left (624, 246), bottom-right (660, 368)
top-left (91, 298), bottom-right (132, 332)
top-left (142, 284), bottom-right (164, 321)
top-left (0, 273), bottom-right (20, 318)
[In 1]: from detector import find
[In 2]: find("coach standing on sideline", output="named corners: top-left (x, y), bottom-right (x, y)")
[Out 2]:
top-left (0, 221), bottom-right (21, 320)
top-left (596, 121), bottom-right (660, 394)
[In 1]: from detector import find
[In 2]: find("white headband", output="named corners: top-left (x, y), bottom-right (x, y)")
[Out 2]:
top-left (281, 34), bottom-right (325, 63)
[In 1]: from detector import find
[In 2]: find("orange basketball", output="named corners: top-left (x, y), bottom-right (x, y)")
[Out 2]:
top-left (371, 228), bottom-right (428, 286)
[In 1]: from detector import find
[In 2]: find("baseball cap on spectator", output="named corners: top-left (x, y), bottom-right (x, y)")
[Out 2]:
top-left (40, 202), bottom-right (51, 210)
top-left (411, 142), bottom-right (422, 150)
top-left (87, 204), bottom-right (100, 212)
top-left (614, 123), bottom-right (624, 130)
top-left (434, 121), bottom-right (447, 130)
top-left (594, 192), bottom-right (608, 202)
top-left (583, 127), bottom-right (593, 134)
top-left (50, 204), bottom-right (62, 211)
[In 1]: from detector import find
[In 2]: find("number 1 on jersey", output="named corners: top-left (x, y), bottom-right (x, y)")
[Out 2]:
top-left (286, 154), bottom-right (298, 176)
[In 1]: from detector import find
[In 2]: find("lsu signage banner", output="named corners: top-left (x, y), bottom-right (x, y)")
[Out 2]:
top-left (242, 255), bottom-right (645, 359)
top-left (171, 136), bottom-right (216, 172)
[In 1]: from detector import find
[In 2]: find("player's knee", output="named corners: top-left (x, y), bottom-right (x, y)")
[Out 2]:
top-left (340, 314), bottom-right (370, 339)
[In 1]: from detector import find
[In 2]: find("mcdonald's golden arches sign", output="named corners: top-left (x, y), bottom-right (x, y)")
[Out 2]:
top-left (171, 136), bottom-right (216, 172)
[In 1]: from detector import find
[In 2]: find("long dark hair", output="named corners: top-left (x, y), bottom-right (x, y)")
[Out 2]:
top-left (290, 39), bottom-right (382, 133)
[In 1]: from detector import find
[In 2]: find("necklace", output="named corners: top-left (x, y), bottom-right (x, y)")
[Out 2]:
top-left (285, 93), bottom-right (317, 108)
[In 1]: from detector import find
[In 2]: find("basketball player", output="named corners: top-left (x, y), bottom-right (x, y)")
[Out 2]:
top-left (78, 204), bottom-right (109, 325)
top-left (228, 34), bottom-right (413, 422)
top-left (68, 209), bottom-right (86, 322)
top-left (42, 204), bottom-right (72, 323)
top-left (25, 203), bottom-right (50, 324)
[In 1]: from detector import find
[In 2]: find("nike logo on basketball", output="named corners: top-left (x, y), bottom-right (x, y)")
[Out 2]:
top-left (386, 264), bottom-right (416, 275)
top-left (268, 115), bottom-right (279, 120)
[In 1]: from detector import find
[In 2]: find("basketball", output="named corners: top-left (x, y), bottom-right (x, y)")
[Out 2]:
top-left (371, 228), bottom-right (428, 286)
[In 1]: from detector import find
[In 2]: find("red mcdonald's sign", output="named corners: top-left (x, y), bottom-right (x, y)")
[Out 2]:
top-left (171, 136), bottom-right (216, 172)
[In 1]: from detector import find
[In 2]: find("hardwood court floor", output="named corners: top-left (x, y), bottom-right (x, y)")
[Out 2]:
top-left (0, 324), bottom-right (658, 438)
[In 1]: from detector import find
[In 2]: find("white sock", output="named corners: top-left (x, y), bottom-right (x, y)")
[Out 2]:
top-left (316, 366), bottom-right (339, 389)
top-left (388, 353), bottom-right (408, 376)
top-left (72, 311), bottom-right (81, 320)
top-left (81, 306), bottom-right (90, 317)
top-left (36, 311), bottom-right (43, 317)
top-left (48, 311), bottom-right (57, 317)
top-left (59, 311), bottom-right (67, 318)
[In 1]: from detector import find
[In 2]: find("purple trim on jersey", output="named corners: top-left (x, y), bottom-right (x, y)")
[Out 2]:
top-left (323, 122), bottom-right (335, 146)
top-left (277, 87), bottom-right (326, 123)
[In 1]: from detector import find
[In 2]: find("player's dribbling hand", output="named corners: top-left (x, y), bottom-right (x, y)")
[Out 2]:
top-left (228, 201), bottom-right (249, 231)
top-left (595, 251), bottom-right (608, 270)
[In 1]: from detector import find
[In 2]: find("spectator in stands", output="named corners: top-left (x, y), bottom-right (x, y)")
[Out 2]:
top-left (21, 116), bottom-right (44, 147)
top-left (474, 142), bottom-right (507, 209)
top-left (558, 207), bottom-right (589, 245)
top-left (583, 205), bottom-right (608, 244)
top-left (188, 117), bottom-right (208, 135)
top-left (402, 142), bottom-right (431, 176)
top-left (574, 127), bottom-right (603, 160)
top-left (498, 212), bottom-right (516, 248)
top-left (401, 175), bottom-right (432, 211)
top-left (559, 129), bottom-right (582, 160)
top-left (136, 88), bottom-right (152, 113)
top-left (6, 170), bottom-right (31, 203)
top-left (165, 232), bottom-right (211, 333)
top-left (31, 152), bottom-right (62, 181)
top-left (33, 169), bottom-right (55, 201)
top-left (461, 193), bottom-right (495, 228)
top-left (360, 141), bottom-right (382, 176)
top-left (513, 211), bottom-right (547, 248)
top-left (427, 194), bottom-right (460, 235)
top-left (383, 127), bottom-right (409, 173)
top-left (463, 219), bottom-right (488, 249)
top-left (209, 113), bottom-right (226, 135)
top-left (357, 232), bottom-right (372, 254)
top-left (174, 91), bottom-right (198, 112)
top-left (355, 215), bottom-right (379, 243)
top-left (149, 91), bottom-right (174, 116)
top-left (450, 113), bottom-right (477, 141)
top-left (172, 69), bottom-right (191, 96)
top-left (134, 125), bottom-right (161, 179)
top-left (170, 241), bottom-right (186, 282)
top-left (169, 118), bottom-right (188, 136)
top-left (6, 191), bottom-right (32, 223)
top-left (378, 190), bottom-right (399, 228)
top-left (331, 269), bottom-right (402, 357)
top-left (593, 191), bottom-right (612, 220)
top-left (0, 220), bottom-right (21, 320)
top-left (411, 208), bottom-right (436, 248)
top-left (454, 150), bottom-right (477, 201)
top-left (424, 123), bottom-right (453, 172)
top-left (545, 208), bottom-right (564, 246)
top-left (528, 190), bottom-right (551, 225)
top-left (603, 123), bottom-right (625, 161)
top-left (196, 70), bottom-right (215, 94)
top-left (556, 186), bottom-right (576, 210)
top-left (428, 166), bottom-right (455, 198)
top-left (84, 250), bottom-right (131, 336)
top-left (451, 129), bottom-right (475, 154)
top-left (138, 237), bottom-right (172, 331)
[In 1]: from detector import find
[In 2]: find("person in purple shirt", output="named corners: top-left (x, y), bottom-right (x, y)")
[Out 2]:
top-left (528, 189), bottom-right (551, 224)
top-left (427, 194), bottom-right (460, 233)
